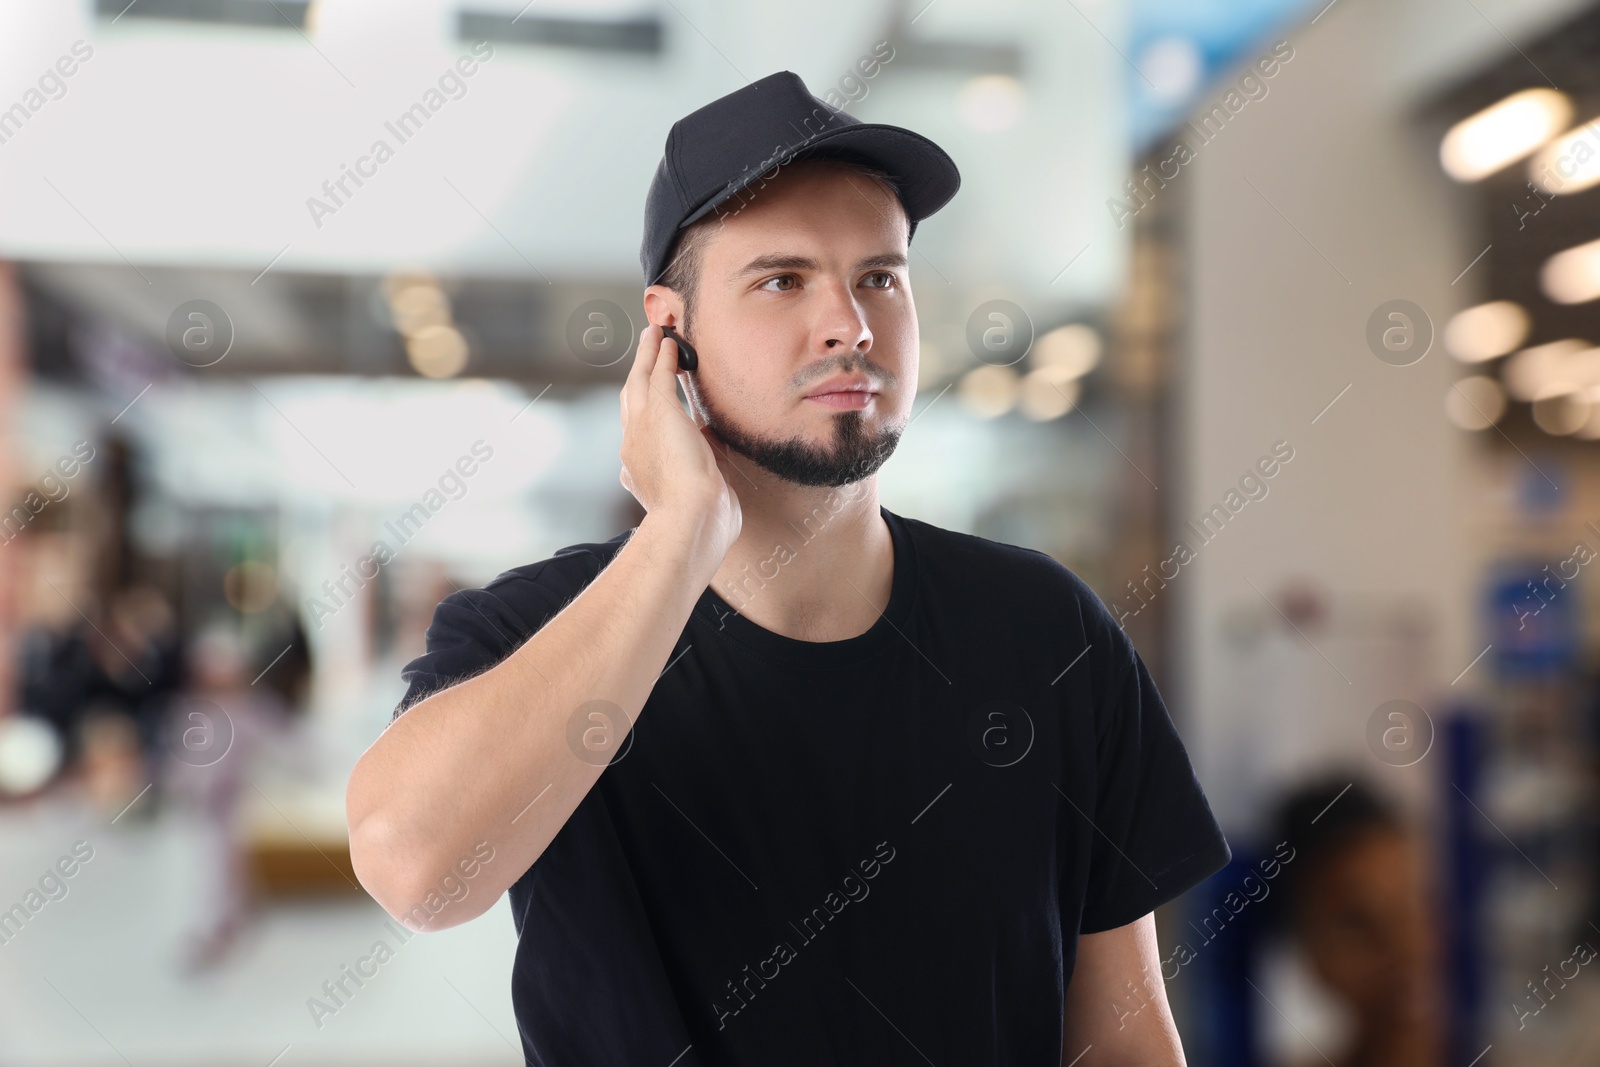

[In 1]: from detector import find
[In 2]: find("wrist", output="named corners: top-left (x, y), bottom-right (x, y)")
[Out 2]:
top-left (635, 504), bottom-right (724, 580)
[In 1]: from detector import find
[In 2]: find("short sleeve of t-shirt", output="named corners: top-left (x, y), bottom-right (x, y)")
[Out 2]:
top-left (1075, 595), bottom-right (1231, 934)
top-left (390, 550), bottom-right (602, 725)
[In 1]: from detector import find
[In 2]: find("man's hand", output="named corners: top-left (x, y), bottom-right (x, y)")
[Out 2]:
top-left (1062, 912), bottom-right (1186, 1066)
top-left (619, 322), bottom-right (742, 567)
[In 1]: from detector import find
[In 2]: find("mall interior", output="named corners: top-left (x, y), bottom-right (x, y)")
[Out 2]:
top-left (5, 0), bottom-right (1600, 1063)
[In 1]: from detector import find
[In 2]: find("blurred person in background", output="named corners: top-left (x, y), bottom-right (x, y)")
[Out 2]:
top-left (16, 582), bottom-right (184, 809)
top-left (1264, 774), bottom-right (1444, 1067)
top-left (162, 620), bottom-right (312, 974)
top-left (101, 583), bottom-right (185, 802)
top-left (17, 611), bottom-right (109, 785)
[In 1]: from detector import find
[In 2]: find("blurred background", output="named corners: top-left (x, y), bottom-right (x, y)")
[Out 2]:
top-left (2, 0), bottom-right (1600, 1063)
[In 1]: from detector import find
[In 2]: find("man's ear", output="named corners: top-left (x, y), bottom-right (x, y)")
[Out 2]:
top-left (643, 285), bottom-right (682, 330)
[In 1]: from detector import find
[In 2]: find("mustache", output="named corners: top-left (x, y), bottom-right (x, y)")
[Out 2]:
top-left (798, 355), bottom-right (894, 391)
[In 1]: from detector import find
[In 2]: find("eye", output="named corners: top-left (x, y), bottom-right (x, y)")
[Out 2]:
top-left (758, 274), bottom-right (799, 292)
top-left (862, 271), bottom-right (898, 290)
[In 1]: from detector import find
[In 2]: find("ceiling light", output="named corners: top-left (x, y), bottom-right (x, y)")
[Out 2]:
top-left (1503, 338), bottom-right (1592, 400)
top-left (1576, 389), bottom-right (1600, 439)
top-left (1020, 371), bottom-right (1080, 421)
top-left (406, 325), bottom-right (470, 378)
top-left (959, 76), bottom-right (1026, 134)
top-left (1542, 237), bottom-right (1600, 304)
top-left (958, 365), bottom-right (1019, 418)
top-left (383, 269), bottom-right (437, 300)
top-left (1440, 88), bottom-right (1572, 182)
top-left (1533, 391), bottom-right (1591, 434)
top-left (1445, 376), bottom-right (1506, 430)
top-left (1528, 117), bottom-right (1600, 195)
top-left (389, 284), bottom-right (452, 335)
top-left (1033, 324), bottom-right (1101, 379)
top-left (1444, 300), bottom-right (1529, 362)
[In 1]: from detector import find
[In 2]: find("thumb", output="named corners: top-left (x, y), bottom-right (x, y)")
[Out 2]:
top-left (701, 424), bottom-right (736, 474)
top-left (698, 419), bottom-right (728, 449)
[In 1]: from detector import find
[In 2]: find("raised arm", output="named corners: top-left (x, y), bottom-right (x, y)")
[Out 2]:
top-left (345, 324), bottom-right (740, 931)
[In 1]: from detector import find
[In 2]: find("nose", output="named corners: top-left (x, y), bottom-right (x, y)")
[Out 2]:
top-left (819, 280), bottom-right (872, 357)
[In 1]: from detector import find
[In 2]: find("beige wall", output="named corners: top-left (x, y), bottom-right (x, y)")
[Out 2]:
top-left (1173, 0), bottom-right (1588, 836)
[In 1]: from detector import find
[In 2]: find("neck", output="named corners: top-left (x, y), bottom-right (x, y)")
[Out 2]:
top-left (708, 458), bottom-right (892, 643)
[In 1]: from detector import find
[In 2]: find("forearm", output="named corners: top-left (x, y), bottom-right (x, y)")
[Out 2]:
top-left (1063, 915), bottom-right (1186, 1065)
top-left (346, 507), bottom-right (719, 928)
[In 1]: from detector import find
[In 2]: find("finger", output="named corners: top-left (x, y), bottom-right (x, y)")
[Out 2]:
top-left (650, 332), bottom-right (689, 415)
top-left (655, 334), bottom-right (677, 380)
top-left (627, 324), bottom-right (654, 382)
top-left (624, 324), bottom-right (655, 418)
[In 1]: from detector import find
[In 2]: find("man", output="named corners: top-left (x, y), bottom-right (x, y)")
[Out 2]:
top-left (347, 70), bottom-right (1230, 1066)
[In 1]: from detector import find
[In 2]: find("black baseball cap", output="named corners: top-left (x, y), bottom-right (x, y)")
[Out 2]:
top-left (640, 70), bottom-right (961, 289)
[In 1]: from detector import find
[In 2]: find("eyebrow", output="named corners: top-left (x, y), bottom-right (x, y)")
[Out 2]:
top-left (731, 252), bottom-right (908, 280)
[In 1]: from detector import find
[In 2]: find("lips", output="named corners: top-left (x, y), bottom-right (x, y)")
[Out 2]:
top-left (805, 389), bottom-right (876, 410)
top-left (804, 377), bottom-right (876, 399)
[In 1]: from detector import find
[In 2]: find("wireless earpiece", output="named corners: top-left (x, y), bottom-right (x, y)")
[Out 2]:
top-left (661, 324), bottom-right (698, 372)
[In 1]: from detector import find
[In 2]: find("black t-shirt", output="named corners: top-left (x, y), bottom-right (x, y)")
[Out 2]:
top-left (391, 504), bottom-right (1230, 1066)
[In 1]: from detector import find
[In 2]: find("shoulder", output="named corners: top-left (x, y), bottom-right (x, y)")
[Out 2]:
top-left (435, 529), bottom-right (631, 630)
top-left (411, 529), bottom-right (633, 663)
top-left (393, 529), bottom-right (634, 720)
top-left (895, 512), bottom-right (1125, 643)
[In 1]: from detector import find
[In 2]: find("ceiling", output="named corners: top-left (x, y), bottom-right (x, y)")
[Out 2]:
top-left (3, 0), bottom-right (1578, 386)
top-left (0, 0), bottom-right (1127, 328)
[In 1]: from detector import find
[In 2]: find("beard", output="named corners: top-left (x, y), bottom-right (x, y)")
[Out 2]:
top-left (688, 372), bottom-right (902, 488)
